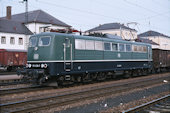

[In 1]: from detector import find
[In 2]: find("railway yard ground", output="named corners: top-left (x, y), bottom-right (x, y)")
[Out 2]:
top-left (0, 72), bottom-right (169, 113)
top-left (0, 74), bottom-right (25, 87)
top-left (0, 74), bottom-right (20, 80)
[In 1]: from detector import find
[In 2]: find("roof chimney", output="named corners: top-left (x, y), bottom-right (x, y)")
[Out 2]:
top-left (6, 6), bottom-right (11, 20)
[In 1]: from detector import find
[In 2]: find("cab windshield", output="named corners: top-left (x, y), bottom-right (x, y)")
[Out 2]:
top-left (29, 36), bottom-right (37, 47)
top-left (39, 36), bottom-right (51, 46)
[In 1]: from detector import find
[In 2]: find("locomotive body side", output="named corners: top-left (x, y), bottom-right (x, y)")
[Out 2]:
top-left (22, 32), bottom-right (152, 85)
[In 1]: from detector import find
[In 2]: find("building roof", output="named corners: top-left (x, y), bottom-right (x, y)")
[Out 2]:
top-left (86, 23), bottom-right (137, 32)
top-left (0, 19), bottom-right (33, 35)
top-left (135, 37), bottom-right (159, 45)
top-left (138, 30), bottom-right (170, 38)
top-left (1, 10), bottom-right (71, 27)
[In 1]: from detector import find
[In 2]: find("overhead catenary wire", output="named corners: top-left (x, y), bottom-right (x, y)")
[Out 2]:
top-left (36, 0), bottom-right (170, 34)
top-left (1, 0), bottom-right (169, 35)
top-left (123, 0), bottom-right (170, 18)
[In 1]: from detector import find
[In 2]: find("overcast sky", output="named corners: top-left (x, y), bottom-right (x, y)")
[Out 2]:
top-left (1, 0), bottom-right (170, 36)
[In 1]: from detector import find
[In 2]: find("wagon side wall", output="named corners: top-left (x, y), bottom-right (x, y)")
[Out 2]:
top-left (0, 49), bottom-right (27, 67)
top-left (152, 49), bottom-right (170, 68)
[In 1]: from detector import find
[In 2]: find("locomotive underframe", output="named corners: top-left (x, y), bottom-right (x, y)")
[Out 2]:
top-left (21, 61), bottom-right (153, 85)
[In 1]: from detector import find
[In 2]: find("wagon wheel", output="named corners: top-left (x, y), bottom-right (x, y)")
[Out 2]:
top-left (7, 66), bottom-right (12, 71)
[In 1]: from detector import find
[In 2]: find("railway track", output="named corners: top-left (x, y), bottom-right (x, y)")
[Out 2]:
top-left (0, 85), bottom-right (53, 96)
top-left (0, 74), bottom-right (169, 113)
top-left (0, 79), bottom-right (27, 86)
top-left (122, 95), bottom-right (170, 113)
top-left (0, 71), bottom-right (16, 75)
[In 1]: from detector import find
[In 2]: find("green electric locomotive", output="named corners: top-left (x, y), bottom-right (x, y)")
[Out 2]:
top-left (20, 32), bottom-right (152, 85)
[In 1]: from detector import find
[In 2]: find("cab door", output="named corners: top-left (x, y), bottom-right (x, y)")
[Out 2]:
top-left (63, 38), bottom-right (73, 71)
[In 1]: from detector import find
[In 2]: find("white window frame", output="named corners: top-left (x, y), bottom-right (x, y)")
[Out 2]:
top-left (38, 36), bottom-right (51, 47)
top-left (112, 43), bottom-right (118, 51)
top-left (10, 37), bottom-right (15, 45)
top-left (119, 43), bottom-right (125, 52)
top-left (18, 37), bottom-right (23, 45)
top-left (1, 36), bottom-right (6, 44)
top-left (95, 41), bottom-right (103, 51)
top-left (75, 39), bottom-right (85, 50)
top-left (104, 42), bottom-right (111, 51)
top-left (125, 44), bottom-right (132, 52)
top-left (85, 40), bottom-right (95, 50)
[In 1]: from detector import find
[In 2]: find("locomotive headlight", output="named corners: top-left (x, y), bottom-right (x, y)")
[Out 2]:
top-left (44, 64), bottom-right (48, 68)
top-left (28, 64), bottom-right (32, 68)
top-left (26, 64), bottom-right (32, 68)
top-left (41, 64), bottom-right (44, 68)
top-left (41, 64), bottom-right (48, 68)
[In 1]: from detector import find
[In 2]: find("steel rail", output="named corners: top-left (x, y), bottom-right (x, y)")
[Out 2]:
top-left (0, 85), bottom-right (51, 96)
top-left (0, 80), bottom-right (29, 86)
top-left (122, 94), bottom-right (170, 113)
top-left (0, 75), bottom-right (169, 113)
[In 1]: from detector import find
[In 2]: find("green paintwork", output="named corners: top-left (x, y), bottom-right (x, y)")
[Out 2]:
top-left (27, 32), bottom-right (152, 62)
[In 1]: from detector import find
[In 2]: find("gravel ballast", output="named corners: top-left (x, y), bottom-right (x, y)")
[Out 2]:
top-left (53, 83), bottom-right (170, 113)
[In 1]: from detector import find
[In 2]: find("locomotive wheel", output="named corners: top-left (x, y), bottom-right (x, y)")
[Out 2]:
top-left (142, 69), bottom-right (148, 76)
top-left (97, 72), bottom-right (106, 81)
top-left (82, 73), bottom-right (92, 82)
top-left (91, 73), bottom-right (98, 80)
top-left (156, 68), bottom-right (161, 73)
top-left (76, 76), bottom-right (82, 83)
top-left (123, 71), bottom-right (131, 78)
top-left (132, 70), bottom-right (138, 77)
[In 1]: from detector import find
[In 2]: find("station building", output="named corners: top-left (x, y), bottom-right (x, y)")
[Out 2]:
top-left (85, 23), bottom-right (137, 40)
top-left (0, 6), bottom-right (71, 50)
top-left (138, 30), bottom-right (170, 50)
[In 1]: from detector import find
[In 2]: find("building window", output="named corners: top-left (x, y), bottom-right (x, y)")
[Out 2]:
top-left (1, 36), bottom-right (6, 44)
top-left (10, 37), bottom-right (15, 44)
top-left (19, 38), bottom-right (23, 45)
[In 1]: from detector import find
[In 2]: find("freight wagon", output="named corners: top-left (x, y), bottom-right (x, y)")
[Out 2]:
top-left (0, 49), bottom-right (27, 71)
top-left (152, 49), bottom-right (170, 72)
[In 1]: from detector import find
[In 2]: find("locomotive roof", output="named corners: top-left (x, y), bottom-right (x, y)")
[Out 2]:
top-left (32, 32), bottom-right (151, 46)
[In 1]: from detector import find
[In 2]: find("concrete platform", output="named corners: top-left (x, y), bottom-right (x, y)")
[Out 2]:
top-left (0, 75), bottom-right (21, 80)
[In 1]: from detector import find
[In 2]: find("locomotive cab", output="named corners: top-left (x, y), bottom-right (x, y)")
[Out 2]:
top-left (19, 33), bottom-right (74, 85)
top-left (20, 34), bottom-right (53, 84)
